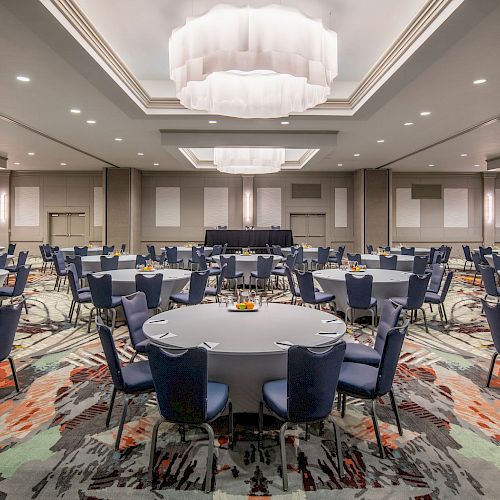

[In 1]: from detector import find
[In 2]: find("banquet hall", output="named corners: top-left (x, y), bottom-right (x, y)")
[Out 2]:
top-left (0, 0), bottom-right (499, 498)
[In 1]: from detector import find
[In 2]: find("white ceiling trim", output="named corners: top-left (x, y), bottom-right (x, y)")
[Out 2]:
top-left (40, 0), bottom-right (463, 116)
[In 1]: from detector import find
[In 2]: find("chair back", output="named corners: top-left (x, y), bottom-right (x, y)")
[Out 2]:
top-left (0, 253), bottom-right (8, 269)
top-left (15, 251), bottom-right (29, 268)
top-left (120, 243), bottom-right (127, 253)
top-left (147, 245), bottom-right (157, 261)
top-left (166, 246), bottom-right (179, 264)
top-left (462, 245), bottom-right (472, 262)
top-left (284, 253), bottom-right (296, 271)
top-left (492, 253), bottom-right (500, 272)
top-left (479, 246), bottom-right (493, 264)
top-left (292, 246), bottom-right (304, 263)
top-left (53, 251), bottom-right (66, 276)
top-left (88, 273), bottom-right (114, 308)
top-left (39, 245), bottom-right (47, 262)
top-left (316, 247), bottom-right (330, 265)
top-left (272, 245), bottom-right (283, 256)
top-left (338, 245), bottom-right (345, 260)
top-left (347, 253), bottom-right (361, 264)
top-left (187, 271), bottom-right (209, 304)
top-left (135, 273), bottom-right (163, 309)
top-left (285, 265), bottom-right (300, 297)
top-left (442, 246), bottom-right (452, 264)
top-left (412, 255), bottom-right (427, 275)
top-left (374, 301), bottom-right (402, 354)
top-left (103, 245), bottom-right (115, 255)
top-left (400, 246), bottom-right (415, 256)
top-left (100, 255), bottom-right (119, 271)
top-left (380, 255), bottom-right (397, 270)
top-left (0, 302), bottom-right (24, 361)
top-left (366, 244), bottom-right (374, 254)
top-left (135, 254), bottom-right (150, 267)
top-left (406, 273), bottom-right (431, 309)
top-left (197, 252), bottom-right (208, 271)
top-left (472, 251), bottom-right (482, 273)
top-left (74, 246), bottom-right (88, 257)
top-left (67, 264), bottom-right (82, 301)
top-left (256, 256), bottom-right (274, 278)
top-left (191, 246), bottom-right (204, 263)
top-left (481, 299), bottom-right (500, 353)
top-left (96, 317), bottom-right (126, 391)
top-left (149, 344), bottom-right (208, 424)
top-left (346, 273), bottom-right (373, 309)
top-left (375, 320), bottom-right (409, 396)
top-left (480, 265), bottom-right (499, 297)
top-left (287, 342), bottom-right (346, 422)
top-left (122, 292), bottom-right (149, 349)
top-left (7, 243), bottom-right (16, 255)
top-left (220, 255), bottom-right (237, 278)
top-left (211, 244), bottom-right (223, 257)
top-left (383, 246), bottom-right (391, 253)
top-left (294, 270), bottom-right (315, 303)
top-left (13, 266), bottom-right (30, 296)
top-left (43, 244), bottom-right (53, 258)
top-left (212, 264), bottom-right (228, 295)
top-left (439, 271), bottom-right (453, 301)
top-left (427, 264), bottom-right (445, 293)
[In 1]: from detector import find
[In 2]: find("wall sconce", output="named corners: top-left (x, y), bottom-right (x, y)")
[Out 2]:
top-left (0, 193), bottom-right (6, 223)
top-left (245, 192), bottom-right (251, 223)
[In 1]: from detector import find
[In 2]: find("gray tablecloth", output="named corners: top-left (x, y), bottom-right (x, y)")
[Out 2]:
top-left (81, 255), bottom-right (137, 273)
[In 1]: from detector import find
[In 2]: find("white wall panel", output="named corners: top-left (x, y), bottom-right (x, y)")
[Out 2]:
top-left (204, 187), bottom-right (228, 227)
top-left (15, 186), bottom-right (39, 226)
top-left (396, 188), bottom-right (420, 227)
top-left (93, 186), bottom-right (103, 227)
top-left (257, 188), bottom-right (281, 227)
top-left (156, 187), bottom-right (180, 227)
top-left (334, 187), bottom-right (348, 227)
top-left (444, 188), bottom-right (468, 227)
top-left (495, 189), bottom-right (500, 228)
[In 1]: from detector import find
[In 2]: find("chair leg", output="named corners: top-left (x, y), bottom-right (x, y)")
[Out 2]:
top-left (279, 421), bottom-right (289, 491)
top-left (370, 308), bottom-right (375, 335)
top-left (305, 423), bottom-right (310, 441)
top-left (200, 423), bottom-right (215, 493)
top-left (486, 351), bottom-right (498, 387)
top-left (370, 400), bottom-right (385, 458)
top-left (148, 418), bottom-right (162, 481)
top-left (332, 419), bottom-right (344, 478)
top-left (8, 356), bottom-right (20, 392)
top-left (341, 393), bottom-right (346, 418)
top-left (442, 303), bottom-right (448, 323)
top-left (336, 391), bottom-right (342, 411)
top-left (115, 396), bottom-right (132, 451)
top-left (105, 387), bottom-right (117, 428)
top-left (88, 307), bottom-right (95, 333)
top-left (129, 352), bottom-right (137, 363)
top-left (110, 308), bottom-right (117, 333)
top-left (74, 303), bottom-right (81, 327)
top-left (69, 300), bottom-right (75, 321)
top-left (420, 308), bottom-right (429, 333)
top-left (258, 401), bottom-right (264, 445)
top-left (388, 390), bottom-right (403, 436)
top-left (228, 400), bottom-right (234, 450)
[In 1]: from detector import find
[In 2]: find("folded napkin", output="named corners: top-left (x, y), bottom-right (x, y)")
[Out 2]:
top-left (274, 340), bottom-right (294, 350)
top-left (198, 341), bottom-right (219, 350)
top-left (152, 332), bottom-right (177, 339)
top-left (315, 331), bottom-right (344, 338)
top-left (147, 318), bottom-right (168, 325)
top-left (321, 318), bottom-right (343, 324)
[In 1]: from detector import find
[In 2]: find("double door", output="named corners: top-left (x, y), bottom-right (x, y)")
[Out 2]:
top-left (290, 213), bottom-right (326, 247)
top-left (49, 213), bottom-right (86, 247)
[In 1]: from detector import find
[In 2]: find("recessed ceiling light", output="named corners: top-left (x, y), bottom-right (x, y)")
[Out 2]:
top-left (376, 139), bottom-right (385, 143)
top-left (281, 121), bottom-right (290, 125)
top-left (337, 163), bottom-right (343, 167)
top-left (428, 164), bottom-right (435, 167)
top-left (404, 122), bottom-right (414, 126)
top-left (153, 162), bottom-right (159, 166)
top-left (114, 137), bottom-right (123, 141)
top-left (16, 75), bottom-right (30, 82)
top-left (460, 153), bottom-right (468, 157)
top-left (60, 162), bottom-right (67, 166)
top-left (86, 119), bottom-right (96, 124)
top-left (353, 153), bottom-right (360, 157)
top-left (473, 79), bottom-right (487, 85)
top-left (420, 111), bottom-right (431, 116)
top-left (208, 120), bottom-right (218, 124)
top-left (13, 162), bottom-right (20, 165)
top-left (70, 108), bottom-right (81, 114)
top-left (474, 164), bottom-right (480, 167)
top-left (27, 152), bottom-right (35, 156)
top-left (137, 152), bottom-right (144, 156)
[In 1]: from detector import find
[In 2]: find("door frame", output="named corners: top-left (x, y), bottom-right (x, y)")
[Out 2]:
top-left (44, 206), bottom-right (90, 244)
top-left (288, 211), bottom-right (329, 246)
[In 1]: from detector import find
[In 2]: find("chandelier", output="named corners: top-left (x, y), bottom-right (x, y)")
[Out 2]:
top-left (169, 4), bottom-right (337, 119)
top-left (214, 148), bottom-right (285, 174)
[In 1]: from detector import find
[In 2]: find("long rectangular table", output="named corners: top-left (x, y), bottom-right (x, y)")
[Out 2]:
top-left (204, 229), bottom-right (293, 248)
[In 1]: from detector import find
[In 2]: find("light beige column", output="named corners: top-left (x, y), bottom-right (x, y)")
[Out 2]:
top-left (364, 169), bottom-right (390, 251)
top-left (242, 175), bottom-right (254, 227)
top-left (353, 169), bottom-right (364, 252)
top-left (482, 172), bottom-right (496, 246)
top-left (0, 171), bottom-right (11, 247)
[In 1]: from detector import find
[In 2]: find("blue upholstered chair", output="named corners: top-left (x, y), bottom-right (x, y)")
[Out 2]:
top-left (272, 254), bottom-right (296, 288)
top-left (74, 246), bottom-right (88, 257)
top-left (0, 265), bottom-right (30, 314)
top-left (39, 245), bottom-right (53, 273)
top-left (479, 246), bottom-right (493, 265)
top-left (312, 246), bottom-right (330, 270)
top-left (146, 245), bottom-right (160, 263)
top-left (205, 264), bottom-right (227, 302)
top-left (285, 265), bottom-right (301, 304)
top-left (366, 244), bottom-right (374, 254)
top-left (249, 256), bottom-right (274, 292)
top-left (337, 320), bottom-right (410, 458)
top-left (390, 273), bottom-right (431, 332)
top-left (66, 255), bottom-right (90, 288)
top-left (122, 292), bottom-right (150, 362)
top-left (96, 317), bottom-right (154, 451)
top-left (102, 245), bottom-right (115, 255)
top-left (210, 244), bottom-right (223, 262)
top-left (441, 246), bottom-right (452, 270)
top-left (87, 273), bottom-right (123, 333)
top-left (427, 264), bottom-right (445, 293)
top-left (135, 254), bottom-right (150, 268)
top-left (100, 255), bottom-right (119, 271)
top-left (135, 273), bottom-right (163, 311)
top-left (188, 246), bottom-right (204, 270)
top-left (165, 247), bottom-right (183, 268)
top-left (272, 244), bottom-right (283, 256)
top-left (412, 255), bottom-right (428, 275)
top-left (6, 251), bottom-right (29, 274)
top-left (328, 246), bottom-right (345, 268)
top-left (472, 252), bottom-right (483, 285)
top-left (0, 253), bottom-right (7, 270)
top-left (7, 243), bottom-right (16, 256)
top-left (148, 344), bottom-right (232, 492)
top-left (380, 254), bottom-right (397, 270)
top-left (295, 270), bottom-right (335, 310)
top-left (492, 253), bottom-right (500, 272)
top-left (347, 253), bottom-right (361, 265)
top-left (197, 252), bottom-right (221, 279)
top-left (400, 246), bottom-right (415, 256)
top-left (462, 245), bottom-right (473, 272)
top-left (291, 246), bottom-right (307, 270)
top-left (67, 264), bottom-right (92, 327)
top-left (480, 299), bottom-right (500, 387)
top-left (0, 302), bottom-right (24, 393)
top-left (53, 251), bottom-right (68, 291)
top-left (260, 342), bottom-right (346, 490)
top-left (169, 270), bottom-right (209, 308)
top-left (345, 273), bottom-right (377, 333)
top-left (343, 300), bottom-right (402, 366)
top-left (120, 243), bottom-right (127, 253)
top-left (220, 255), bottom-right (244, 290)
top-left (425, 271), bottom-right (453, 327)
top-left (480, 265), bottom-right (500, 302)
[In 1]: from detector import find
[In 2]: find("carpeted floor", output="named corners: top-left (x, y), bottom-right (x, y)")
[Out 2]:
top-left (0, 258), bottom-right (498, 499)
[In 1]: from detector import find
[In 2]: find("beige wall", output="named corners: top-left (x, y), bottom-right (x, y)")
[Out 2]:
top-left (365, 170), bottom-right (390, 250)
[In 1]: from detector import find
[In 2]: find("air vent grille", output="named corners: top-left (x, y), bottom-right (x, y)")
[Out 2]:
top-left (291, 183), bottom-right (321, 199)
top-left (411, 184), bottom-right (442, 199)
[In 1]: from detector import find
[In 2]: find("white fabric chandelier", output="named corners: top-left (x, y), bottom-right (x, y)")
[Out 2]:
top-left (214, 148), bottom-right (285, 174)
top-left (169, 4), bottom-right (338, 119)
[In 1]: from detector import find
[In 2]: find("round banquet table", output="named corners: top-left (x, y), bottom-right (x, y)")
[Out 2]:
top-left (95, 269), bottom-right (191, 308)
top-left (161, 246), bottom-right (213, 266)
top-left (212, 255), bottom-right (282, 284)
top-left (474, 248), bottom-right (500, 255)
top-left (361, 254), bottom-right (414, 272)
top-left (60, 247), bottom-right (104, 259)
top-left (81, 255), bottom-right (137, 273)
top-left (143, 303), bottom-right (346, 412)
top-left (484, 255), bottom-right (498, 268)
top-left (313, 269), bottom-right (411, 318)
top-left (0, 269), bottom-right (9, 286)
top-left (390, 247), bottom-right (430, 256)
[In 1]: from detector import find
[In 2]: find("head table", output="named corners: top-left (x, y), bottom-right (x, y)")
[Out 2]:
top-left (143, 303), bottom-right (346, 412)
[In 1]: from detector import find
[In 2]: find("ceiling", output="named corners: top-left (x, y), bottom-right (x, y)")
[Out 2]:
top-left (0, 0), bottom-right (499, 173)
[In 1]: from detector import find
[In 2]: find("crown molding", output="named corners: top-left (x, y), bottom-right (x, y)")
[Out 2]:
top-left (42, 0), bottom-right (462, 115)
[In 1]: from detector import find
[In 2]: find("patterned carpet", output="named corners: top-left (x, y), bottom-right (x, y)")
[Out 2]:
top-left (0, 258), bottom-right (498, 499)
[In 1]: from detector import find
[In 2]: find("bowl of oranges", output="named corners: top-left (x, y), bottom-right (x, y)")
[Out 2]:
top-left (228, 301), bottom-right (258, 312)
